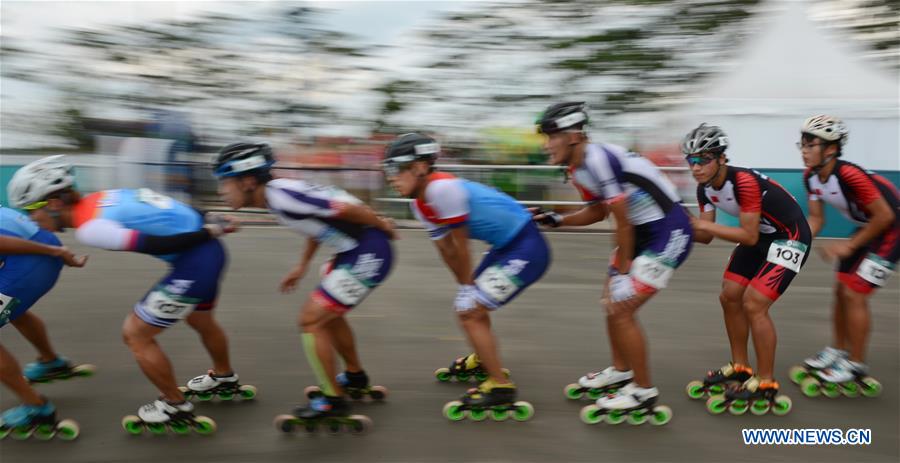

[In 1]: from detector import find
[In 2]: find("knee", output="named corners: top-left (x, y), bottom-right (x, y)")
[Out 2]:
top-left (457, 308), bottom-right (488, 325)
top-left (741, 296), bottom-right (770, 320)
top-left (719, 289), bottom-right (742, 309)
top-left (122, 328), bottom-right (146, 351)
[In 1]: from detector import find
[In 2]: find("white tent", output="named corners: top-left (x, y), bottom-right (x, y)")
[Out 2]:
top-left (658, 0), bottom-right (899, 170)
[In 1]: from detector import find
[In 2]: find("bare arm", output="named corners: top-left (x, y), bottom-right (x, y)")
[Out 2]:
top-left (434, 226), bottom-right (474, 285)
top-left (609, 200), bottom-right (635, 273)
top-left (691, 209), bottom-right (717, 244)
top-left (333, 202), bottom-right (396, 238)
top-left (696, 211), bottom-right (761, 246)
top-left (807, 199), bottom-right (825, 238)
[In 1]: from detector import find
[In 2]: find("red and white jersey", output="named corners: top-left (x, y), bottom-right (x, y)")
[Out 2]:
top-left (804, 160), bottom-right (900, 226)
top-left (698, 166), bottom-right (806, 235)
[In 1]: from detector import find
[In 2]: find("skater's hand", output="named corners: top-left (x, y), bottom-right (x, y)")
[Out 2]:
top-left (378, 216), bottom-right (399, 240)
top-left (530, 208), bottom-right (563, 228)
top-left (205, 214), bottom-right (241, 236)
top-left (689, 215), bottom-right (709, 233)
top-left (603, 275), bottom-right (638, 316)
top-left (54, 246), bottom-right (88, 267)
top-left (821, 240), bottom-right (855, 261)
top-left (280, 265), bottom-right (308, 293)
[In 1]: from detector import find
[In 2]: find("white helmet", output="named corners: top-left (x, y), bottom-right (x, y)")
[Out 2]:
top-left (802, 115), bottom-right (848, 146)
top-left (7, 155), bottom-right (75, 209)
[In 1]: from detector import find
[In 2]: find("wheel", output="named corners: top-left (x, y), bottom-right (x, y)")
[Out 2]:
top-left (626, 410), bottom-right (648, 425)
top-left (800, 377), bottom-right (821, 397)
top-left (840, 381), bottom-right (860, 398)
top-left (0, 426), bottom-right (11, 439)
top-left (788, 365), bottom-right (809, 385)
top-left (369, 385), bottom-right (388, 401)
top-left (196, 391), bottom-right (214, 401)
top-left (750, 399), bottom-right (770, 415)
top-left (456, 371), bottom-right (470, 382)
top-left (708, 384), bottom-right (726, 395)
top-left (586, 389), bottom-right (604, 400)
top-left (55, 419), bottom-right (80, 441)
top-left (10, 426), bottom-right (33, 440)
top-left (274, 414), bottom-right (295, 433)
top-left (511, 401), bottom-right (534, 422)
top-left (685, 380), bottom-right (705, 399)
top-left (564, 383), bottom-right (584, 400)
top-left (33, 424), bottom-right (56, 440)
top-left (147, 422), bottom-right (167, 435)
top-left (434, 368), bottom-right (452, 382)
top-left (239, 384), bottom-right (258, 400)
top-left (579, 405), bottom-right (603, 425)
top-left (218, 391), bottom-right (235, 401)
top-left (650, 405), bottom-right (672, 426)
top-left (728, 399), bottom-right (748, 415)
top-left (442, 401), bottom-right (466, 421)
top-left (860, 377), bottom-right (882, 398)
top-left (347, 415), bottom-right (372, 434)
top-left (705, 395), bottom-right (727, 415)
top-left (468, 408), bottom-right (487, 421)
top-left (771, 395), bottom-right (792, 416)
top-left (169, 421), bottom-right (191, 435)
top-left (474, 371), bottom-right (488, 382)
top-left (490, 407), bottom-right (509, 421)
top-left (325, 419), bottom-right (342, 434)
top-left (192, 416), bottom-right (217, 435)
top-left (605, 409), bottom-right (626, 425)
top-left (821, 381), bottom-right (841, 398)
top-left (73, 364), bottom-right (97, 378)
top-left (122, 415), bottom-right (144, 435)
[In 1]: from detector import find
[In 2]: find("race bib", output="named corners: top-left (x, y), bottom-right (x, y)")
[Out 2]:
top-left (137, 188), bottom-right (173, 210)
top-left (321, 268), bottom-right (370, 306)
top-left (856, 254), bottom-right (894, 287)
top-left (630, 253), bottom-right (675, 290)
top-left (475, 266), bottom-right (520, 303)
top-left (143, 290), bottom-right (195, 320)
top-left (0, 292), bottom-right (18, 324)
top-left (766, 239), bottom-right (807, 273)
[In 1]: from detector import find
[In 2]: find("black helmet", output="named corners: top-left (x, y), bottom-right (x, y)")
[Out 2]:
top-left (213, 142), bottom-right (275, 178)
top-left (536, 102), bottom-right (588, 134)
top-left (681, 123), bottom-right (728, 156)
top-left (382, 133), bottom-right (440, 175)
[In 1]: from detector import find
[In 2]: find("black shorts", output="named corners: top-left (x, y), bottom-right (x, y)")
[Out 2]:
top-left (724, 224), bottom-right (812, 301)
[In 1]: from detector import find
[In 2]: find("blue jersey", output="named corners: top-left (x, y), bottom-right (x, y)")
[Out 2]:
top-left (0, 207), bottom-right (40, 240)
top-left (411, 172), bottom-right (531, 248)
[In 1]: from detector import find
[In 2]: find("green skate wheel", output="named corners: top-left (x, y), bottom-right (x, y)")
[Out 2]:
top-left (218, 391), bottom-right (235, 401)
top-left (56, 420), bottom-right (79, 441)
top-left (474, 371), bottom-right (488, 382)
top-left (490, 407), bottom-right (509, 421)
top-left (274, 414), bottom-right (295, 433)
top-left (456, 372), bottom-right (470, 382)
top-left (468, 408), bottom-right (487, 421)
top-left (840, 382), bottom-right (860, 398)
top-left (442, 401), bottom-right (466, 421)
top-left (650, 405), bottom-right (673, 426)
top-left (579, 405), bottom-right (603, 425)
top-left (192, 416), bottom-right (216, 435)
top-left (348, 415), bottom-right (372, 434)
top-left (0, 427), bottom-right (11, 439)
top-left (706, 395), bottom-right (727, 415)
top-left (587, 389), bottom-right (605, 400)
top-left (147, 422), bottom-right (167, 435)
top-left (685, 380), bottom-right (705, 399)
top-left (196, 391), bottom-right (214, 401)
top-left (771, 395), bottom-right (792, 416)
top-left (626, 410), bottom-right (649, 425)
top-left (860, 377), bottom-right (881, 398)
top-left (564, 383), bottom-right (584, 400)
top-left (170, 421), bottom-right (190, 435)
top-left (728, 399), bottom-right (748, 415)
top-left (73, 364), bottom-right (97, 378)
top-left (708, 384), bottom-right (726, 395)
top-left (434, 368), bottom-right (452, 382)
top-left (239, 384), bottom-right (258, 400)
top-left (512, 402), bottom-right (534, 422)
top-left (122, 415), bottom-right (144, 435)
top-left (33, 424), bottom-right (56, 440)
top-left (605, 409), bottom-right (626, 425)
top-left (821, 382), bottom-right (841, 398)
top-left (750, 399), bottom-right (770, 415)
top-left (10, 426), bottom-right (33, 440)
top-left (800, 377), bottom-right (822, 397)
top-left (788, 365), bottom-right (809, 385)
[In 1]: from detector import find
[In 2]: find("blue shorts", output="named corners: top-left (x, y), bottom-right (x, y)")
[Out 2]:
top-left (314, 228), bottom-right (394, 314)
top-left (473, 221), bottom-right (550, 309)
top-left (610, 206), bottom-right (693, 294)
top-left (0, 230), bottom-right (63, 328)
top-left (134, 239), bottom-right (227, 328)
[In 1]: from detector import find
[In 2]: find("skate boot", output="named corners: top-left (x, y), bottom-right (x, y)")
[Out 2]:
top-left (0, 400), bottom-right (79, 441)
top-left (580, 383), bottom-right (672, 426)
top-left (434, 353), bottom-right (510, 383)
top-left (122, 399), bottom-right (216, 435)
top-left (564, 366), bottom-right (634, 400)
top-left (304, 370), bottom-right (388, 401)
top-left (274, 395), bottom-right (372, 434)
top-left (442, 379), bottom-right (534, 422)
top-left (798, 357), bottom-right (881, 398)
top-left (685, 362), bottom-right (753, 399)
top-left (24, 356), bottom-right (96, 384)
top-left (179, 370), bottom-right (257, 402)
top-left (706, 376), bottom-right (792, 416)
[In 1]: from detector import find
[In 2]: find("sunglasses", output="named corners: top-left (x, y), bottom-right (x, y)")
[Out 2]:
top-left (795, 142), bottom-right (824, 151)
top-left (382, 161), bottom-right (413, 177)
top-left (685, 155), bottom-right (717, 167)
top-left (22, 200), bottom-right (49, 211)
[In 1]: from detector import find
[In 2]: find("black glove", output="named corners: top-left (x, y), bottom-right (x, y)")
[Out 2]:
top-left (530, 208), bottom-right (563, 228)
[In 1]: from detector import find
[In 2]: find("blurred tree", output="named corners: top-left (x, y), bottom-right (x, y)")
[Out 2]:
top-left (815, 0), bottom-right (899, 70)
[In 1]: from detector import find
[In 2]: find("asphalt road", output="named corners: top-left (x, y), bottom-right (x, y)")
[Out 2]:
top-left (1, 229), bottom-right (897, 463)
